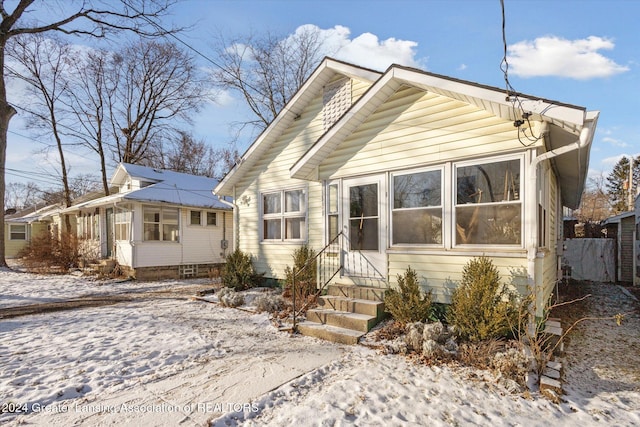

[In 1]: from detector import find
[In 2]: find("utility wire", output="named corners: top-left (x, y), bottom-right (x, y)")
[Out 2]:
top-left (499, 0), bottom-right (541, 147)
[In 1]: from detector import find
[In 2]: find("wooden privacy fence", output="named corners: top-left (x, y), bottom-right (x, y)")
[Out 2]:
top-left (563, 238), bottom-right (615, 283)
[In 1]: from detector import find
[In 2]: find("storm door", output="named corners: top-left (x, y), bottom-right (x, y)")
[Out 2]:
top-left (342, 175), bottom-right (386, 284)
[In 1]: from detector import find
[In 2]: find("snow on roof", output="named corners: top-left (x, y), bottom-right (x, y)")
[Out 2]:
top-left (71, 163), bottom-right (230, 211)
top-left (6, 204), bottom-right (62, 223)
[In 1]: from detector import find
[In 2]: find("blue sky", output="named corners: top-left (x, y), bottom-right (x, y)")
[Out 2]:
top-left (6, 0), bottom-right (639, 190)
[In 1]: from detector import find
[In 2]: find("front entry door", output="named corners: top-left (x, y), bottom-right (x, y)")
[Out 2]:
top-left (106, 208), bottom-right (114, 258)
top-left (342, 175), bottom-right (386, 285)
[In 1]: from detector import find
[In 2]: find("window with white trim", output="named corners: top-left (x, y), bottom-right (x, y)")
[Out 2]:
top-left (454, 158), bottom-right (522, 245)
top-left (190, 210), bottom-right (202, 226)
top-left (262, 189), bottom-right (306, 241)
top-left (78, 213), bottom-right (100, 240)
top-left (115, 208), bottom-right (130, 241)
top-left (327, 183), bottom-right (340, 241)
top-left (206, 212), bottom-right (217, 226)
top-left (143, 206), bottom-right (179, 241)
top-left (392, 168), bottom-right (443, 245)
top-left (9, 224), bottom-right (26, 240)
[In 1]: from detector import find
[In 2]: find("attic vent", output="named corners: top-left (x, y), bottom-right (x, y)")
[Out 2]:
top-left (322, 78), bottom-right (351, 131)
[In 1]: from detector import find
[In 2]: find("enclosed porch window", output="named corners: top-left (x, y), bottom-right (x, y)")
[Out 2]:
top-left (143, 206), bottom-right (179, 242)
top-left (392, 168), bottom-right (443, 245)
top-left (455, 158), bottom-right (522, 245)
top-left (115, 208), bottom-right (131, 241)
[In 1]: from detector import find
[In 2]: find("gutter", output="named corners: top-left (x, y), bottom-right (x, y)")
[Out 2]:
top-left (527, 116), bottom-right (598, 316)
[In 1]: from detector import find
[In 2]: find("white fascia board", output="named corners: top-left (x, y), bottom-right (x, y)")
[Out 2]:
top-left (391, 67), bottom-right (587, 127)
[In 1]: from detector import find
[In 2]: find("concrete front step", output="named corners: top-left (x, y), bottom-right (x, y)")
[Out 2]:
top-left (297, 321), bottom-right (364, 345)
top-left (318, 295), bottom-right (385, 318)
top-left (327, 284), bottom-right (386, 302)
top-left (306, 308), bottom-right (377, 333)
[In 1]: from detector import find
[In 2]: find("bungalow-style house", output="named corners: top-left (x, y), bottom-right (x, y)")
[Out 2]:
top-left (213, 58), bottom-right (598, 336)
top-left (4, 204), bottom-right (61, 258)
top-left (65, 163), bottom-right (232, 280)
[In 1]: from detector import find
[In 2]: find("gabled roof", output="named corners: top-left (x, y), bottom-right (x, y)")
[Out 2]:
top-left (215, 58), bottom-right (599, 209)
top-left (68, 163), bottom-right (230, 211)
top-left (213, 58), bottom-right (381, 195)
top-left (6, 204), bottom-right (62, 223)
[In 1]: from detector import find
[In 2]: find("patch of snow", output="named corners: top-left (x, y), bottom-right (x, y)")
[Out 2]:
top-left (1, 272), bottom-right (638, 426)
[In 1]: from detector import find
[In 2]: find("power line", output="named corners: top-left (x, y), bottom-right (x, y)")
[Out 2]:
top-left (499, 0), bottom-right (542, 147)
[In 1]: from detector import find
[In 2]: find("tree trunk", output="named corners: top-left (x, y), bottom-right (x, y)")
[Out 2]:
top-left (0, 45), bottom-right (17, 268)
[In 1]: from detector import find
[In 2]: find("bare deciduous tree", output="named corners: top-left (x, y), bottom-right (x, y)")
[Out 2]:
top-left (63, 48), bottom-right (113, 196)
top-left (572, 173), bottom-right (614, 223)
top-left (7, 34), bottom-right (75, 231)
top-left (4, 181), bottom-right (41, 210)
top-left (108, 39), bottom-right (206, 165)
top-left (145, 131), bottom-right (240, 180)
top-left (210, 26), bottom-right (327, 131)
top-left (0, 0), bottom-right (179, 267)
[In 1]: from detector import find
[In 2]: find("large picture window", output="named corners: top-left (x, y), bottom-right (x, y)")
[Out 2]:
top-left (262, 189), bottom-right (306, 241)
top-left (455, 158), bottom-right (521, 245)
top-left (143, 206), bottom-right (179, 242)
top-left (392, 169), bottom-right (443, 245)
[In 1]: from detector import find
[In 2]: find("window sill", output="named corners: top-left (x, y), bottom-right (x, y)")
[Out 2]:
top-left (260, 240), bottom-right (308, 245)
top-left (387, 247), bottom-right (527, 257)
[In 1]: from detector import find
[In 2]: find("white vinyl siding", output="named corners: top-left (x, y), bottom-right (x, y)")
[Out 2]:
top-left (388, 253), bottom-right (529, 303)
top-left (130, 205), bottom-right (231, 268)
top-left (319, 87), bottom-right (522, 179)
top-left (232, 76), bottom-right (374, 278)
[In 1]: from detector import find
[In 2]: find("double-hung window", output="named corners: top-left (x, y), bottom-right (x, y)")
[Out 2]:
top-left (9, 224), bottom-right (26, 240)
top-left (115, 208), bottom-right (131, 241)
top-left (392, 168), bottom-right (443, 245)
top-left (454, 158), bottom-right (522, 245)
top-left (190, 210), bottom-right (202, 226)
top-left (143, 206), bottom-right (179, 242)
top-left (206, 212), bottom-right (217, 226)
top-left (262, 189), bottom-right (306, 241)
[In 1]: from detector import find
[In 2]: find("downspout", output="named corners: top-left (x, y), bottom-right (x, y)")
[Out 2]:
top-left (527, 119), bottom-right (595, 317)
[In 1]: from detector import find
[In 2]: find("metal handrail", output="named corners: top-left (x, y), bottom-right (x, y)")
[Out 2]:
top-left (291, 230), bottom-right (389, 330)
top-left (292, 231), bottom-right (343, 330)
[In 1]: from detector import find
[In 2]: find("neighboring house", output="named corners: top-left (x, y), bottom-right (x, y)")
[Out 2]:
top-left (213, 57), bottom-right (599, 317)
top-left (4, 204), bottom-right (61, 258)
top-left (636, 195), bottom-right (640, 286)
top-left (604, 211), bottom-right (636, 285)
top-left (65, 163), bottom-right (232, 280)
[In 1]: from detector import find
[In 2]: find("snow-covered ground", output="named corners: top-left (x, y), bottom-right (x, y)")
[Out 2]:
top-left (1, 268), bottom-right (639, 426)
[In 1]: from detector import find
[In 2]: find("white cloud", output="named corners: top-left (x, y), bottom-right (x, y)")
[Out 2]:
top-left (602, 136), bottom-right (629, 148)
top-left (458, 64), bottom-right (467, 71)
top-left (293, 24), bottom-right (424, 71)
top-left (507, 36), bottom-right (629, 79)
